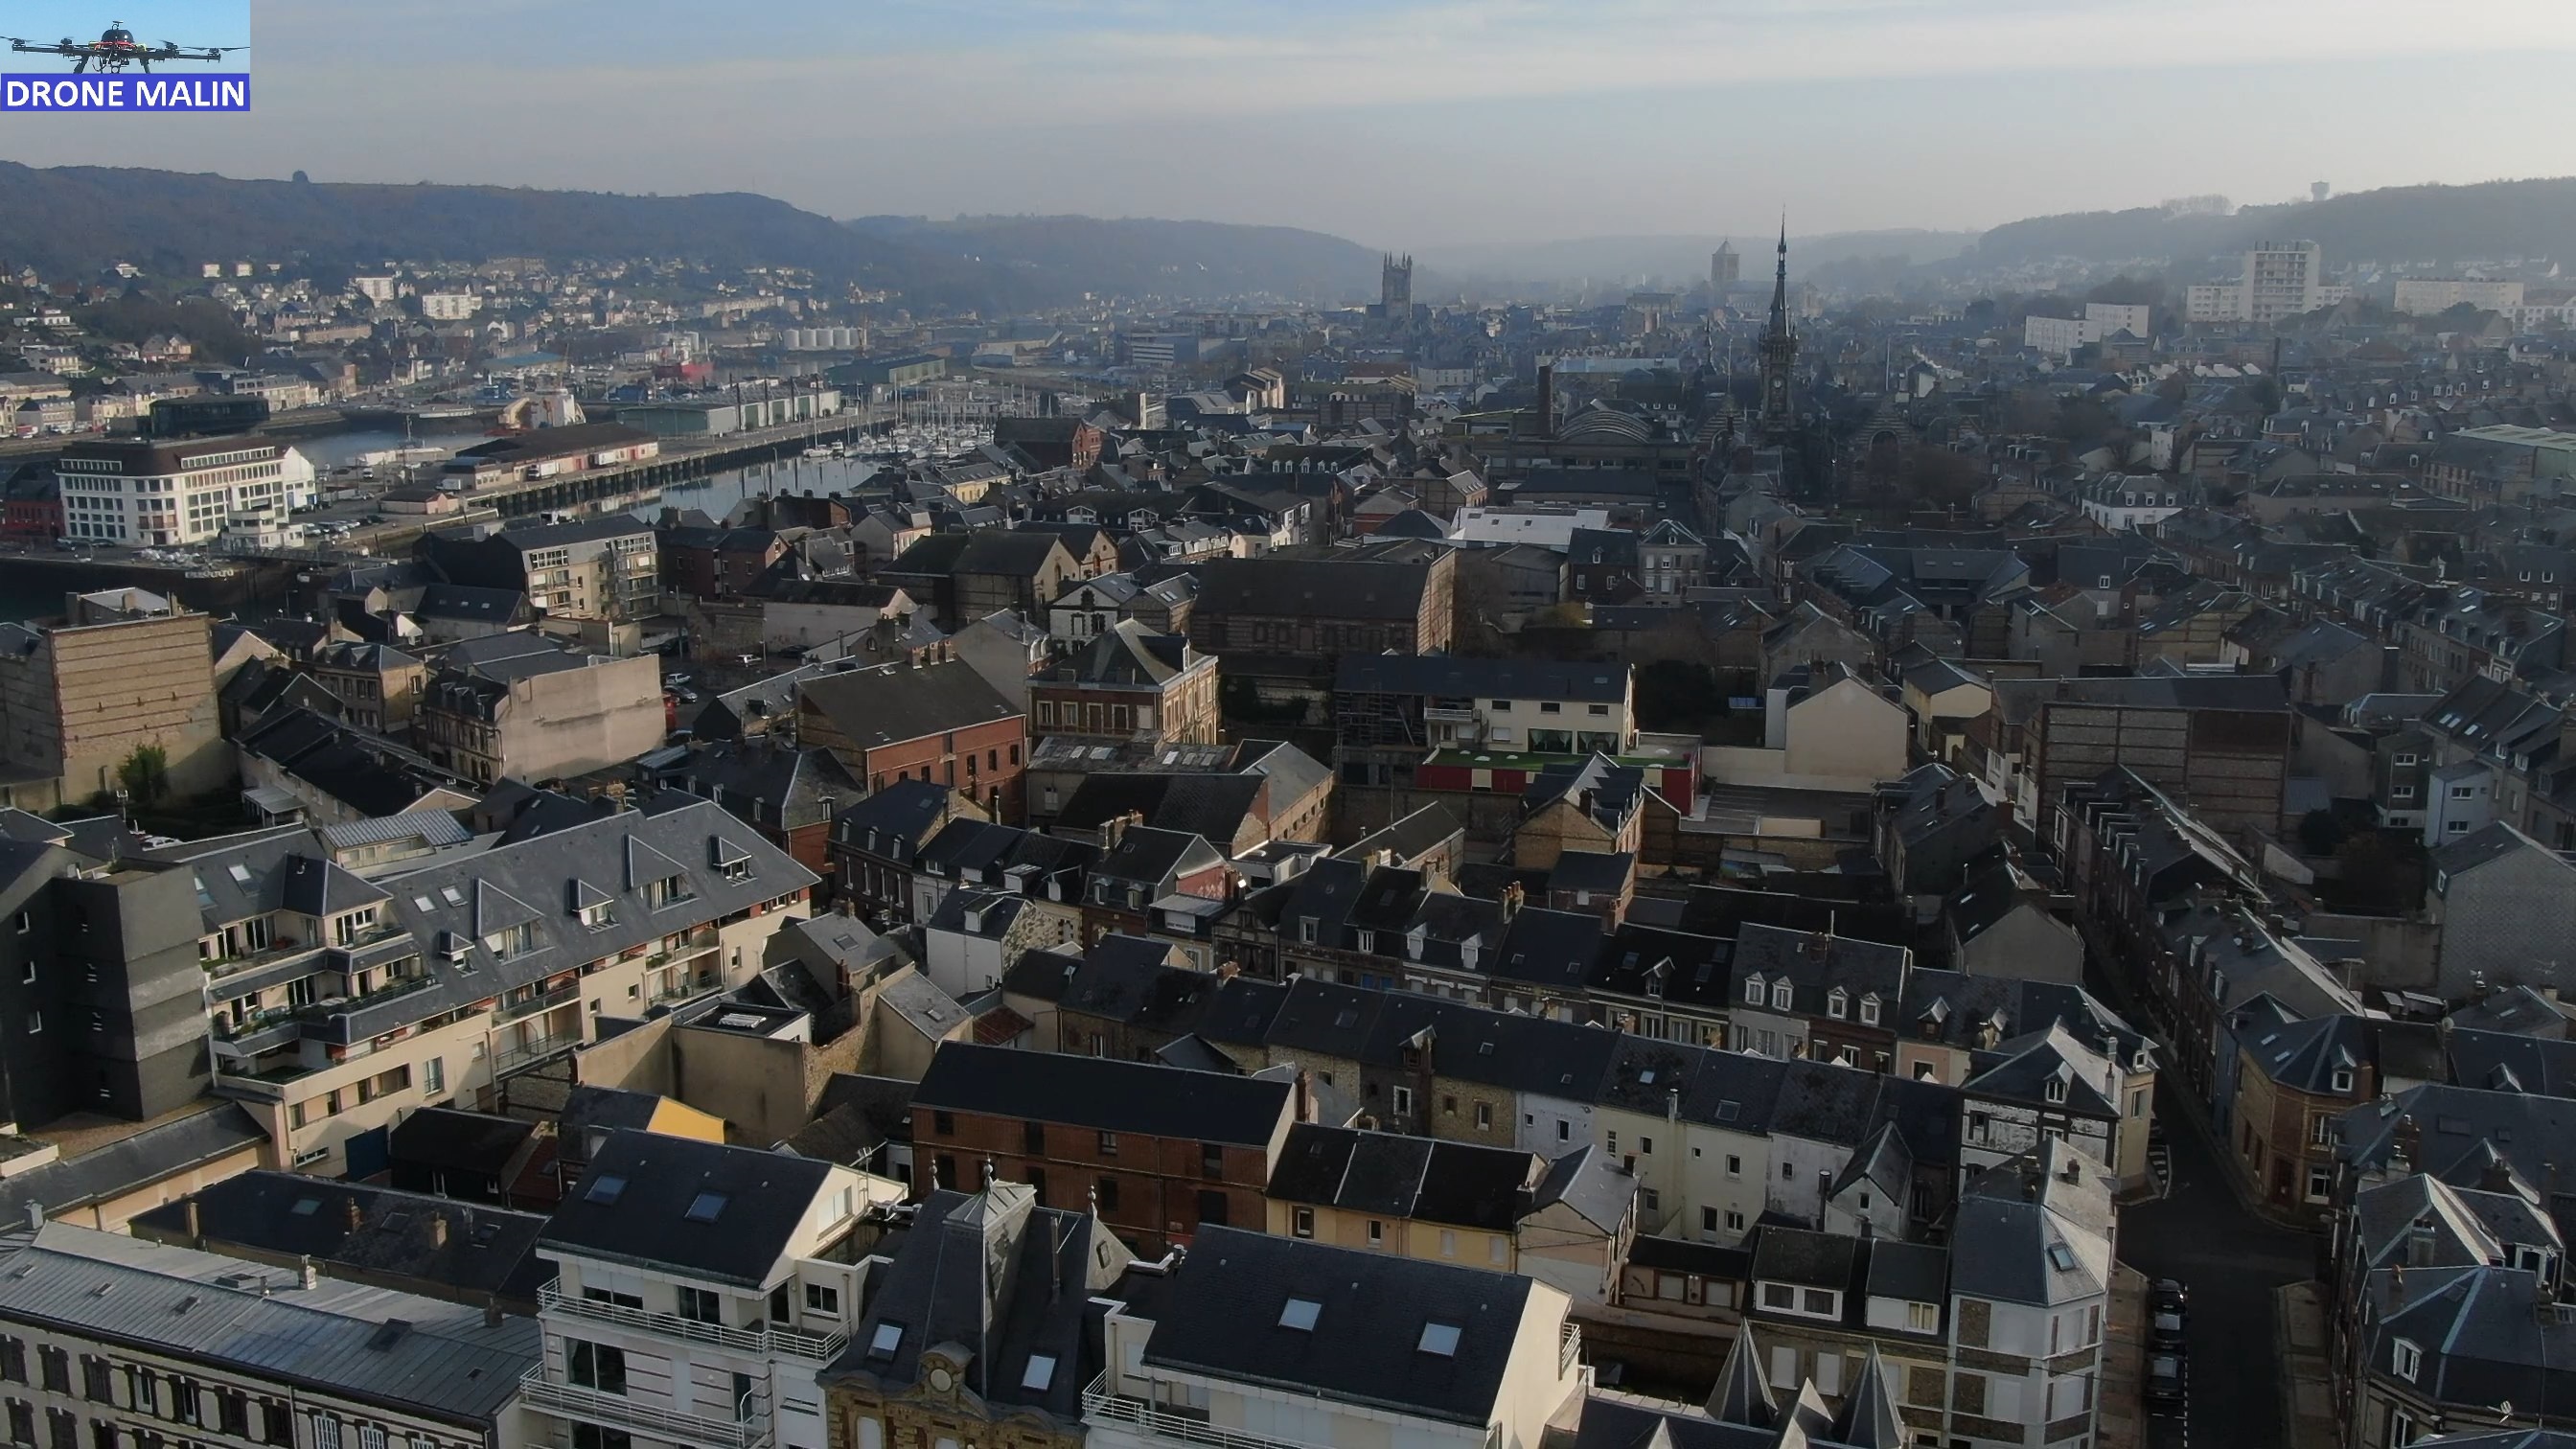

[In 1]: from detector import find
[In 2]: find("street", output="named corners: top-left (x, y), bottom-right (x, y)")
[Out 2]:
top-left (2116, 1093), bottom-right (2320, 1449)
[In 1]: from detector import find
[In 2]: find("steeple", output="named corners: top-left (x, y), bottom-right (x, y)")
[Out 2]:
top-left (1759, 217), bottom-right (1800, 446)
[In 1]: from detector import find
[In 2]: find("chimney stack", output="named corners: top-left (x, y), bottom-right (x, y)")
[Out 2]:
top-left (184, 1200), bottom-right (201, 1247)
top-left (298, 1255), bottom-right (319, 1291)
top-left (431, 1213), bottom-right (448, 1250)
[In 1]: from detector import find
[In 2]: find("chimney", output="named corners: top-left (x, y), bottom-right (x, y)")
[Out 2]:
top-left (183, 1200), bottom-right (201, 1247)
top-left (484, 1295), bottom-right (503, 1328)
top-left (343, 1197), bottom-right (362, 1232)
top-left (2392, 1261), bottom-right (2407, 1309)
top-left (431, 1213), bottom-right (448, 1250)
top-left (298, 1255), bottom-right (319, 1291)
top-left (1503, 882), bottom-right (1524, 921)
top-left (1537, 365), bottom-right (1556, 438)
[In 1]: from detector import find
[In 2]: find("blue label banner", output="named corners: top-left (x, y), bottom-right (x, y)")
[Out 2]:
top-left (1, 74), bottom-right (250, 111)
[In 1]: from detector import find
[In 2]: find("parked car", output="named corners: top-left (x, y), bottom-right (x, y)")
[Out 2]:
top-left (2150, 1310), bottom-right (2187, 1353)
top-left (2146, 1355), bottom-right (2187, 1410)
top-left (662, 672), bottom-right (693, 686)
top-left (2151, 1278), bottom-right (2189, 1316)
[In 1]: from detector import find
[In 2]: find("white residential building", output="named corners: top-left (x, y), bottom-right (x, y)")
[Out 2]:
top-left (525, 1132), bottom-right (906, 1449)
top-left (56, 435), bottom-right (307, 546)
top-left (2393, 278), bottom-right (2526, 316)
top-left (421, 292), bottom-right (483, 321)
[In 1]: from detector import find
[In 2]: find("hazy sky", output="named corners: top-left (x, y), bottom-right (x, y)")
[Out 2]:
top-left (4, 0), bottom-right (2573, 250)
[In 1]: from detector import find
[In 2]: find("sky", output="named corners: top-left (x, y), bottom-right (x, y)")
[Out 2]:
top-left (2, 0), bottom-right (2573, 252)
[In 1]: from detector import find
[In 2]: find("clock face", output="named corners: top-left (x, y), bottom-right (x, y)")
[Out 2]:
top-left (928, 1366), bottom-right (954, 1392)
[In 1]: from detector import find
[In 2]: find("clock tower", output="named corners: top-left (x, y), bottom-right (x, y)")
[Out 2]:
top-left (1760, 220), bottom-right (1799, 445)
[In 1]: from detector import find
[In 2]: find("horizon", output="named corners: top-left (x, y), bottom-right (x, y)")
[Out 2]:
top-left (0, 0), bottom-right (2568, 249)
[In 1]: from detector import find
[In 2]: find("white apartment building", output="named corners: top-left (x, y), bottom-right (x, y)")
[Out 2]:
top-left (421, 292), bottom-right (483, 321)
top-left (352, 276), bottom-right (400, 303)
top-left (2244, 241), bottom-right (2326, 323)
top-left (55, 435), bottom-right (314, 546)
top-left (526, 1132), bottom-right (905, 1449)
top-left (2022, 303), bottom-right (2152, 359)
top-left (1086, 1229), bottom-right (1590, 1449)
top-left (0, 1222), bottom-right (539, 1449)
top-left (2394, 278), bottom-right (2526, 316)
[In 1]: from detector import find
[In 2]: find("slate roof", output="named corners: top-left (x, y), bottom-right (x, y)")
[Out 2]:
top-left (822, 1184), bottom-right (1132, 1422)
top-left (538, 1130), bottom-right (839, 1288)
top-left (1266, 1124), bottom-right (1538, 1230)
top-left (0, 1222), bottom-right (537, 1428)
top-left (798, 660), bottom-right (1023, 749)
top-left (912, 1043), bottom-right (1291, 1144)
top-left (1139, 1227), bottom-right (1537, 1428)
top-left (128, 1170), bottom-right (549, 1306)
top-left (1949, 1141), bottom-right (2113, 1308)
top-left (832, 779), bottom-right (965, 865)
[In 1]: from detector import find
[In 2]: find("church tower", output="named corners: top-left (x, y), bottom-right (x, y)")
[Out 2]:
top-left (1381, 253), bottom-right (1414, 312)
top-left (1760, 222), bottom-right (1799, 444)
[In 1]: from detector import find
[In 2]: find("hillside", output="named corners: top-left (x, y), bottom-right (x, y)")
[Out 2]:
top-left (1972, 176), bottom-right (2576, 267)
top-left (843, 214), bottom-right (1386, 305)
top-left (0, 162), bottom-right (1028, 309)
top-left (1422, 229), bottom-right (1979, 291)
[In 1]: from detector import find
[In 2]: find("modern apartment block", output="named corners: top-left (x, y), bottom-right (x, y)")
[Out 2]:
top-left (526, 1131), bottom-right (906, 1449)
top-left (54, 433), bottom-right (314, 545)
top-left (176, 795), bottom-right (815, 1175)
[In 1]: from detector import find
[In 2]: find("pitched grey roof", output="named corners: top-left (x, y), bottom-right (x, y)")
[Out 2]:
top-left (1139, 1227), bottom-right (1536, 1428)
top-left (538, 1130), bottom-right (836, 1288)
top-left (798, 660), bottom-right (1023, 748)
top-left (0, 1223), bottom-right (538, 1428)
top-left (913, 1043), bottom-right (1292, 1144)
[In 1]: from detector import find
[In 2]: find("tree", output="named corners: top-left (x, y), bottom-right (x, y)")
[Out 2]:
top-left (115, 746), bottom-right (169, 808)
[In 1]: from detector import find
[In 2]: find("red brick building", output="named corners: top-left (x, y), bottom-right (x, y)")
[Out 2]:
top-left (796, 660), bottom-right (1031, 822)
top-left (910, 1042), bottom-right (1300, 1254)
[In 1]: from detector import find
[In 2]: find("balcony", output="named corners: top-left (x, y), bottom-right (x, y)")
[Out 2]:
top-left (518, 1366), bottom-right (769, 1449)
top-left (1560, 1322), bottom-right (1582, 1377)
top-left (540, 1282), bottom-right (844, 1363)
top-left (1080, 1375), bottom-right (1333, 1449)
top-left (495, 979), bottom-right (584, 1024)
top-left (494, 1033), bottom-right (581, 1075)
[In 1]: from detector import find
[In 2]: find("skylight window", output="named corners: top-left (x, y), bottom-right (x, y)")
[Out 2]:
top-left (441, 886), bottom-right (465, 906)
top-left (685, 1191), bottom-right (729, 1224)
top-left (869, 1322), bottom-right (903, 1358)
top-left (288, 1198), bottom-right (319, 1217)
top-left (226, 864), bottom-right (252, 885)
top-left (1418, 1322), bottom-right (1461, 1356)
top-left (1278, 1298), bottom-right (1322, 1331)
top-left (1022, 1354), bottom-right (1058, 1392)
top-left (2047, 1243), bottom-right (2079, 1273)
top-left (586, 1174), bottom-right (627, 1206)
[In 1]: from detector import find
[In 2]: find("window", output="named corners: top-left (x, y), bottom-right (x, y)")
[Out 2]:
top-left (1475, 1102), bottom-right (1492, 1130)
top-left (1439, 1230), bottom-right (1458, 1257)
top-left (1391, 1086), bottom-right (1414, 1116)
top-left (1095, 1176), bottom-right (1120, 1211)
top-left (677, 1286), bottom-right (722, 1323)
top-left (1293, 1207), bottom-right (1315, 1238)
top-left (1702, 1207), bottom-right (1718, 1233)
top-left (566, 1340), bottom-right (627, 1394)
top-left (1419, 1322), bottom-right (1462, 1356)
top-left (1744, 975), bottom-right (1763, 1005)
top-left (1770, 981), bottom-right (1791, 1011)
top-left (1097, 1131), bottom-right (1118, 1157)
top-left (806, 1282), bottom-right (840, 1315)
top-left (1368, 1219), bottom-right (1385, 1247)
top-left (1859, 996), bottom-right (1880, 1026)
top-left (2392, 1339), bottom-right (2422, 1381)
top-left (1279, 1298), bottom-right (1322, 1330)
top-left (1726, 1154), bottom-right (1742, 1178)
top-left (1827, 989), bottom-right (1848, 1020)
top-left (1761, 1283), bottom-right (1796, 1309)
top-left (1782, 1161), bottom-right (1796, 1182)
top-left (1021, 1355), bottom-right (1057, 1393)
top-left (1907, 1301), bottom-right (1939, 1332)
top-left (868, 1322), bottom-right (903, 1359)
top-left (2331, 1068), bottom-right (2355, 1094)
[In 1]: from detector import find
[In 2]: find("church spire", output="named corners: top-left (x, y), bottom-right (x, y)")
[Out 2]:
top-left (1769, 214), bottom-right (1791, 332)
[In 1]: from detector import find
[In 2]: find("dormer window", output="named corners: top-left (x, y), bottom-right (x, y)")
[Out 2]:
top-left (579, 902), bottom-right (613, 930)
top-left (2045, 1075), bottom-right (2068, 1104)
top-left (1771, 980), bottom-right (1792, 1012)
top-left (1355, 930), bottom-right (1375, 954)
top-left (2392, 1338), bottom-right (2421, 1382)
top-left (1827, 988), bottom-right (1849, 1021)
top-left (1744, 974), bottom-right (1764, 1006)
top-left (2331, 1068), bottom-right (2355, 1094)
top-left (1859, 995), bottom-right (1881, 1026)
top-left (1300, 917), bottom-right (1318, 945)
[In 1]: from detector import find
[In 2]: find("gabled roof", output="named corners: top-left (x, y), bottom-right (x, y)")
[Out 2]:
top-left (538, 1130), bottom-right (839, 1288)
top-left (1138, 1227), bottom-right (1538, 1428)
top-left (912, 1042), bottom-right (1292, 1144)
